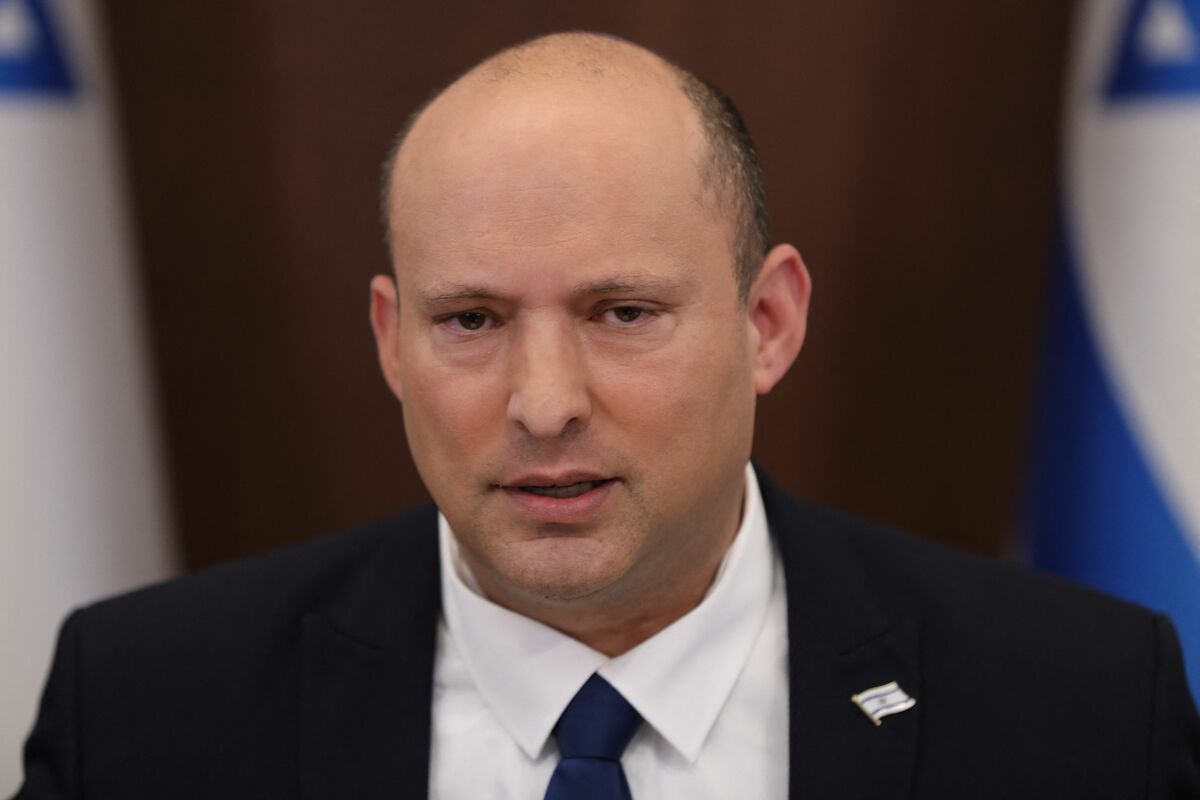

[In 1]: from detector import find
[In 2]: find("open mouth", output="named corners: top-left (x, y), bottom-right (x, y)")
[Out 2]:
top-left (500, 474), bottom-right (617, 519)
top-left (518, 479), bottom-right (614, 496)
top-left (516, 479), bottom-right (613, 499)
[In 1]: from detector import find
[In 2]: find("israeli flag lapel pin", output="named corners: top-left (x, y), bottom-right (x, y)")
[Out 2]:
top-left (851, 681), bottom-right (916, 726)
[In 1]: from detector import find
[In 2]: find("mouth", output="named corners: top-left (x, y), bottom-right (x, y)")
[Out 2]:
top-left (497, 474), bottom-right (618, 521)
top-left (515, 479), bottom-right (613, 499)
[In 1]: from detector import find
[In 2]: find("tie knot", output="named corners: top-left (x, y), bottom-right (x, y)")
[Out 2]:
top-left (553, 673), bottom-right (643, 760)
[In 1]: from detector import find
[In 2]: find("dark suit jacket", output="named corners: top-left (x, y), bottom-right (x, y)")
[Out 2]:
top-left (13, 471), bottom-right (1200, 799)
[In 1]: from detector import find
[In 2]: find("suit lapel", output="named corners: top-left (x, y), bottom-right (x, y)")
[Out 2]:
top-left (300, 506), bottom-right (441, 800)
top-left (760, 470), bottom-right (921, 800)
top-left (784, 615), bottom-right (921, 800)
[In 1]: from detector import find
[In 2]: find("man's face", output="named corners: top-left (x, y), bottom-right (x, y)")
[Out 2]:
top-left (376, 77), bottom-right (760, 613)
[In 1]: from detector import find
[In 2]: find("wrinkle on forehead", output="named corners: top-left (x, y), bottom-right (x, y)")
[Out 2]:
top-left (418, 273), bottom-right (698, 306)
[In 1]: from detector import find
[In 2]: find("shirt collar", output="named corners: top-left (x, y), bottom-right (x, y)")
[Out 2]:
top-left (438, 462), bottom-right (776, 763)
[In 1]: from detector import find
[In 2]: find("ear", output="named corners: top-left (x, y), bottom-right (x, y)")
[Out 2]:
top-left (369, 274), bottom-right (405, 403)
top-left (747, 244), bottom-right (812, 394)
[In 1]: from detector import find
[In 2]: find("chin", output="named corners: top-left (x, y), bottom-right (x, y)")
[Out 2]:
top-left (498, 535), bottom-right (633, 603)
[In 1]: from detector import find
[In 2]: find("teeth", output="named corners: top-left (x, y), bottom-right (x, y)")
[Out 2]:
top-left (523, 481), bottom-right (600, 499)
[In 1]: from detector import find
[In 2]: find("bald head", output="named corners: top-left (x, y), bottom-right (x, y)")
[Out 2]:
top-left (459, 31), bottom-right (669, 87)
top-left (380, 33), bottom-right (770, 301)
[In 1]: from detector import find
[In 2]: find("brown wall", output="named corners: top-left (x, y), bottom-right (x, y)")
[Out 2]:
top-left (100, 1), bottom-right (1074, 570)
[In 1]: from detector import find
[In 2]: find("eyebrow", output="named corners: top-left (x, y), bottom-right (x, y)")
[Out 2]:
top-left (574, 276), bottom-right (693, 295)
top-left (418, 284), bottom-right (503, 308)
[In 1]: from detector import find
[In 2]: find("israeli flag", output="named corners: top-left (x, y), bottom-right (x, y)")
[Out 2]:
top-left (0, 0), bottom-right (174, 792)
top-left (1028, 0), bottom-right (1200, 697)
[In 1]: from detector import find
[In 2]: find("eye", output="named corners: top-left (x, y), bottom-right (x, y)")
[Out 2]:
top-left (440, 310), bottom-right (495, 334)
top-left (603, 306), bottom-right (657, 326)
top-left (456, 311), bottom-right (488, 330)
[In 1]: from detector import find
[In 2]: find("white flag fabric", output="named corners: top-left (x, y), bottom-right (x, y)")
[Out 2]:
top-left (0, 0), bottom-right (175, 792)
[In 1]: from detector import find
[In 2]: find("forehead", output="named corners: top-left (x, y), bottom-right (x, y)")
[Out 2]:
top-left (387, 75), bottom-right (728, 284)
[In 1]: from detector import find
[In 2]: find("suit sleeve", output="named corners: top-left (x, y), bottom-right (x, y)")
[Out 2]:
top-left (1148, 613), bottom-right (1200, 798)
top-left (11, 610), bottom-right (83, 800)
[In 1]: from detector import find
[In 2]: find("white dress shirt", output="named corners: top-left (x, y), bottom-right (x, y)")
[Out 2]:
top-left (429, 463), bottom-right (789, 799)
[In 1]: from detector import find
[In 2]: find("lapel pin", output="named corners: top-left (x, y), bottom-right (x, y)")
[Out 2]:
top-left (851, 681), bottom-right (916, 726)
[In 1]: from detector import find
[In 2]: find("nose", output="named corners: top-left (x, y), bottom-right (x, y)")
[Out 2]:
top-left (506, 319), bottom-right (592, 439)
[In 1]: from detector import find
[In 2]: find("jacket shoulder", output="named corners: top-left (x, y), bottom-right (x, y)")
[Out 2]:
top-left (784, 496), bottom-right (1160, 648)
top-left (77, 504), bottom-right (438, 654)
top-left (824, 502), bottom-right (1150, 627)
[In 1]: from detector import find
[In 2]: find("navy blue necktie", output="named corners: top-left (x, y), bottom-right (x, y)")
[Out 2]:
top-left (544, 673), bottom-right (643, 800)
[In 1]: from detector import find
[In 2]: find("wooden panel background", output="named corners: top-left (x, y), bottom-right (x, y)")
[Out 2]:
top-left (99, 1), bottom-right (1075, 569)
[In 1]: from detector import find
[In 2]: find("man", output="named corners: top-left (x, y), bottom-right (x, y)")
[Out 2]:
top-left (12, 32), bottom-right (1200, 800)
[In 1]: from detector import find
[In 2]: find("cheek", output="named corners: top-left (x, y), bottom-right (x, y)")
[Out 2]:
top-left (399, 351), bottom-right (506, 474)
top-left (594, 319), bottom-right (753, 453)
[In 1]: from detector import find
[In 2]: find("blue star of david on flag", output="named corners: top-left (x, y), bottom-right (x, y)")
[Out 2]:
top-left (0, 0), bottom-right (74, 95)
top-left (1107, 0), bottom-right (1200, 99)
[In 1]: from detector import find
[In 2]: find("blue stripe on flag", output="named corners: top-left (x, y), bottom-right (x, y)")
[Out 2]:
top-left (1028, 221), bottom-right (1200, 698)
top-left (0, 0), bottom-right (75, 95)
